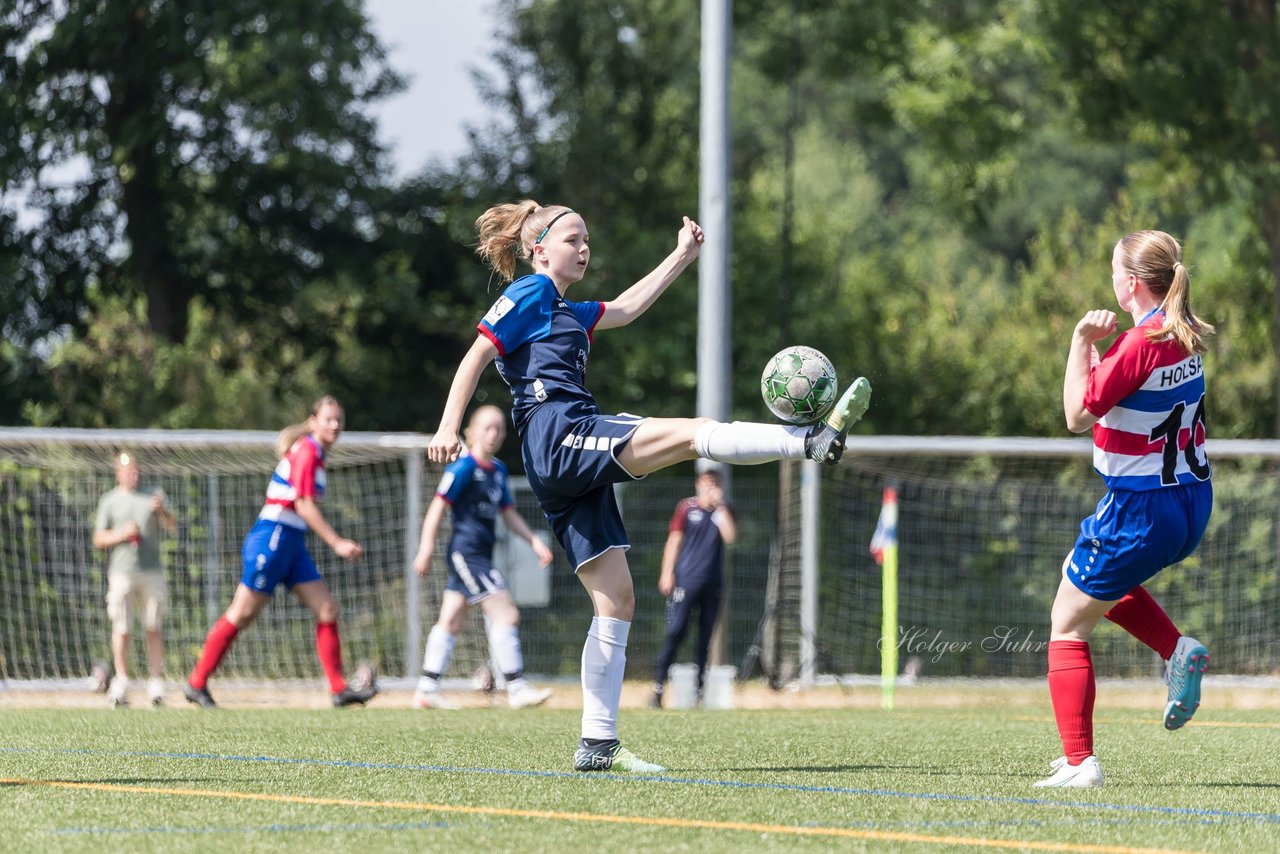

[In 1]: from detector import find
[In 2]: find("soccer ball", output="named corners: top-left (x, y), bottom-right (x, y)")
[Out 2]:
top-left (760, 345), bottom-right (838, 425)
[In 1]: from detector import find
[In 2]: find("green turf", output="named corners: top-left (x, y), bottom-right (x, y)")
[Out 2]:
top-left (2, 701), bottom-right (1278, 852)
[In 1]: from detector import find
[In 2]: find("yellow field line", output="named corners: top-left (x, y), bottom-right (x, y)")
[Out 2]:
top-left (1, 778), bottom-right (1207, 854)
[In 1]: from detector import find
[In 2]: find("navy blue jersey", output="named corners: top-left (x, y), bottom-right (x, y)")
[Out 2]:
top-left (437, 454), bottom-right (514, 558)
top-left (477, 274), bottom-right (605, 435)
top-left (670, 498), bottom-right (730, 586)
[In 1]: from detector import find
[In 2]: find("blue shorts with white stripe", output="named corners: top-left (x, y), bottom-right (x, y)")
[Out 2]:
top-left (520, 398), bottom-right (647, 570)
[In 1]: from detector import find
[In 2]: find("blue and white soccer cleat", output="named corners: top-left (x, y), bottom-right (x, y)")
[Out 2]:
top-left (573, 739), bottom-right (665, 774)
top-left (805, 376), bottom-right (872, 465)
top-left (1163, 635), bottom-right (1209, 731)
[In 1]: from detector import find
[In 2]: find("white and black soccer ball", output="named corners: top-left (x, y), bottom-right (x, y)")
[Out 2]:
top-left (760, 345), bottom-right (839, 425)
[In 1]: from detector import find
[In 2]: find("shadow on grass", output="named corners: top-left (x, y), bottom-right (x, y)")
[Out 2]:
top-left (1196, 781), bottom-right (1280, 790)
top-left (2, 778), bottom-right (234, 787)
top-left (718, 764), bottom-right (921, 774)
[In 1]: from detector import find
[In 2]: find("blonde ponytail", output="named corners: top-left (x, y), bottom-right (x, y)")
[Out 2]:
top-left (1117, 231), bottom-right (1215, 355)
top-left (474, 200), bottom-right (575, 282)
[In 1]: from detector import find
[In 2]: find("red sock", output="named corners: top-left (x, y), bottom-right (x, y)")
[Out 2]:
top-left (316, 621), bottom-right (346, 694)
top-left (1104, 586), bottom-right (1180, 659)
top-left (1047, 639), bottom-right (1095, 764)
top-left (189, 617), bottom-right (240, 690)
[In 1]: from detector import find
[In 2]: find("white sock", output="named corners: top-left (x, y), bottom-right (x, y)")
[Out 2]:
top-left (581, 616), bottom-right (630, 741)
top-left (418, 626), bottom-right (455, 692)
top-left (488, 622), bottom-right (528, 693)
top-left (693, 420), bottom-right (807, 465)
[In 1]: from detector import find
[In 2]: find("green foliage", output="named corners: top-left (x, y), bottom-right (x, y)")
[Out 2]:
top-left (33, 295), bottom-right (326, 429)
top-left (2, 0), bottom-right (1278, 438)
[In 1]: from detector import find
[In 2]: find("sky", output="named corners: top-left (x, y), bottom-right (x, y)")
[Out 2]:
top-left (364, 1), bottom-right (496, 179)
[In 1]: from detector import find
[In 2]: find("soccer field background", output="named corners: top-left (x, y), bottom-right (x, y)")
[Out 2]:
top-left (3, 682), bottom-right (1279, 853)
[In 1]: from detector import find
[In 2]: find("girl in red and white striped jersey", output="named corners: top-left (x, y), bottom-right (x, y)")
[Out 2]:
top-left (184, 396), bottom-right (377, 709)
top-left (1037, 230), bottom-right (1214, 788)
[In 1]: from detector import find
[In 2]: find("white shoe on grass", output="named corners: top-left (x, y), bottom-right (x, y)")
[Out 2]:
top-left (1164, 635), bottom-right (1209, 731)
top-left (148, 677), bottom-right (165, 708)
top-left (107, 675), bottom-right (129, 708)
top-left (508, 685), bottom-right (552, 709)
top-left (1033, 755), bottom-right (1103, 788)
top-left (412, 689), bottom-right (459, 710)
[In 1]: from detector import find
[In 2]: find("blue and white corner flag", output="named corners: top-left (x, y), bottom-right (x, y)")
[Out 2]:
top-left (870, 486), bottom-right (898, 566)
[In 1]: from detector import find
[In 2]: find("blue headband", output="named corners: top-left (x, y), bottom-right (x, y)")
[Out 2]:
top-left (534, 209), bottom-right (576, 244)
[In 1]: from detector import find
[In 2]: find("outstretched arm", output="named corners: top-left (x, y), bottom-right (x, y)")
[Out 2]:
top-left (294, 497), bottom-right (363, 560)
top-left (1063, 309), bottom-right (1117, 433)
top-left (500, 506), bottom-right (554, 567)
top-left (596, 217), bottom-right (705, 330)
top-left (412, 496), bottom-right (448, 576)
top-left (429, 335), bottom-right (499, 464)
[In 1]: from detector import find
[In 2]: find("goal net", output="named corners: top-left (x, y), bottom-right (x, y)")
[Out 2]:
top-left (2, 430), bottom-right (1277, 689)
top-left (0, 428), bottom-right (429, 685)
top-left (767, 437), bottom-right (1280, 681)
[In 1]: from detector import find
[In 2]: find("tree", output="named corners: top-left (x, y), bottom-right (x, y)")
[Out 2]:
top-left (4, 0), bottom-right (409, 339)
top-left (1032, 0), bottom-right (1280, 433)
top-left (1, 0), bottom-right (496, 430)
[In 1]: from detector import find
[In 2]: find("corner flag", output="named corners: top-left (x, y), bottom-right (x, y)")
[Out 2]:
top-left (871, 486), bottom-right (899, 709)
top-left (870, 486), bottom-right (898, 565)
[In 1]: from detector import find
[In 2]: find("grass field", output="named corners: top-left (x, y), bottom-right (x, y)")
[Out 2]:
top-left (2, 683), bottom-right (1279, 853)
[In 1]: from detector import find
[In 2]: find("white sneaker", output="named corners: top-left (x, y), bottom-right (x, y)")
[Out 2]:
top-left (148, 678), bottom-right (166, 708)
top-left (412, 690), bottom-right (459, 710)
top-left (1033, 755), bottom-right (1103, 788)
top-left (107, 675), bottom-right (129, 708)
top-left (508, 685), bottom-right (553, 709)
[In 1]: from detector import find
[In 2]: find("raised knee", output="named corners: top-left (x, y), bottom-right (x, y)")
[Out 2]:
top-left (319, 600), bottom-right (340, 623)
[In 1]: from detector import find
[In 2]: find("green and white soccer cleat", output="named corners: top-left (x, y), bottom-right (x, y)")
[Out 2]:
top-left (805, 376), bottom-right (872, 465)
top-left (1164, 636), bottom-right (1209, 731)
top-left (573, 740), bottom-right (666, 774)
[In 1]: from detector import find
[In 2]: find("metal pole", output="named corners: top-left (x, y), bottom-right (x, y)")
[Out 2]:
top-left (404, 449), bottom-right (423, 679)
top-left (205, 474), bottom-right (220, 626)
top-left (698, 0), bottom-right (731, 429)
top-left (799, 460), bottom-right (819, 686)
top-left (700, 0), bottom-right (732, 666)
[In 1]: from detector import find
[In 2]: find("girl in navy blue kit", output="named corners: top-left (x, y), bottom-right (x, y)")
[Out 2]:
top-left (411, 405), bottom-right (555, 711)
top-left (428, 200), bottom-right (871, 773)
top-left (649, 467), bottom-right (736, 709)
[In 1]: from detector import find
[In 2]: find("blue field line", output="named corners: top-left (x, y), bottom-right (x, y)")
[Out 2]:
top-left (5, 745), bottom-right (1279, 826)
top-left (53, 820), bottom-right (450, 835)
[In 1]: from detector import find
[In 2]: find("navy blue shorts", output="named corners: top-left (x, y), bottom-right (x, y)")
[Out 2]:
top-left (445, 549), bottom-right (509, 604)
top-left (520, 399), bottom-right (646, 570)
top-left (1066, 480), bottom-right (1213, 600)
top-left (241, 519), bottom-right (323, 595)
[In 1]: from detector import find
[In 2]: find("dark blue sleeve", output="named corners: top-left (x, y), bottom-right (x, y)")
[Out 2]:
top-left (478, 276), bottom-right (553, 355)
top-left (437, 458), bottom-right (474, 504)
top-left (567, 300), bottom-right (606, 341)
